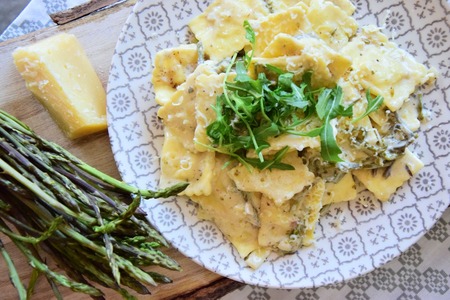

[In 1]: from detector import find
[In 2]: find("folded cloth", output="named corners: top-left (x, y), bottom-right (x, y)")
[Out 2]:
top-left (0, 0), bottom-right (87, 42)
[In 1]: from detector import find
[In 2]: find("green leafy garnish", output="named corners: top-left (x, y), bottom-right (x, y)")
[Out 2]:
top-left (206, 61), bottom-right (353, 168)
top-left (205, 21), bottom-right (383, 170)
top-left (352, 89), bottom-right (384, 123)
top-left (243, 20), bottom-right (255, 67)
top-left (316, 86), bottom-right (353, 162)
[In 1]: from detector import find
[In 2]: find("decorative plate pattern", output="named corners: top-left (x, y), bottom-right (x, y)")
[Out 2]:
top-left (106, 0), bottom-right (450, 289)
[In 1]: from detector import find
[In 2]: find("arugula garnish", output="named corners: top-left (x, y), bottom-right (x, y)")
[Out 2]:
top-left (351, 90), bottom-right (384, 123)
top-left (315, 86), bottom-right (353, 162)
top-left (205, 22), bottom-right (383, 170)
top-left (243, 20), bottom-right (255, 68)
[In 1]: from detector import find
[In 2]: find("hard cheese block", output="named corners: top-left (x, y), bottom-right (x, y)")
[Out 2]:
top-left (13, 33), bottom-right (107, 139)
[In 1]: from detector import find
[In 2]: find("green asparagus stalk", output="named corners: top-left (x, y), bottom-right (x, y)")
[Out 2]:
top-left (86, 190), bottom-right (121, 286)
top-left (0, 157), bottom-right (97, 223)
top-left (0, 109), bottom-right (188, 299)
top-left (0, 109), bottom-right (187, 198)
top-left (0, 238), bottom-right (27, 300)
top-left (0, 216), bottom-right (63, 244)
top-left (27, 268), bottom-right (41, 300)
top-left (18, 240), bottom-right (104, 297)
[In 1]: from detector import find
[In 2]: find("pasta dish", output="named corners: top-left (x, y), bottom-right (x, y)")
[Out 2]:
top-left (151, 0), bottom-right (435, 268)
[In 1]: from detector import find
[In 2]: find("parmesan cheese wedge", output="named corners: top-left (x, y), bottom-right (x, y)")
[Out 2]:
top-left (13, 33), bottom-right (107, 139)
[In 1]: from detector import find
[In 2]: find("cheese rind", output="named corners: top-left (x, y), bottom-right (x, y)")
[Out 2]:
top-left (13, 33), bottom-right (107, 139)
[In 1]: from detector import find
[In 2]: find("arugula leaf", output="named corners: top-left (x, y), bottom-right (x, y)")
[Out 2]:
top-left (320, 122), bottom-right (343, 162)
top-left (254, 122), bottom-right (280, 140)
top-left (234, 61), bottom-right (251, 82)
top-left (290, 83), bottom-right (310, 109)
top-left (264, 64), bottom-right (285, 75)
top-left (316, 88), bottom-right (333, 120)
top-left (243, 20), bottom-right (255, 67)
top-left (244, 20), bottom-right (255, 46)
top-left (317, 87), bottom-right (352, 120)
top-left (352, 89), bottom-right (384, 123)
top-left (240, 146), bottom-right (295, 171)
top-left (286, 126), bottom-right (322, 137)
top-left (314, 86), bottom-right (352, 162)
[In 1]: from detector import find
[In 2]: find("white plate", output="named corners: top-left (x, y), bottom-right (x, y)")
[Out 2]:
top-left (106, 0), bottom-right (450, 289)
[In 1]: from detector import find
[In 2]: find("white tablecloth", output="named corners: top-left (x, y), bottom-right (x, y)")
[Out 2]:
top-left (1, 1), bottom-right (449, 299)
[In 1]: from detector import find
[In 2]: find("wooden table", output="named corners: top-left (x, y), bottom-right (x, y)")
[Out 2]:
top-left (0, 1), bottom-right (243, 299)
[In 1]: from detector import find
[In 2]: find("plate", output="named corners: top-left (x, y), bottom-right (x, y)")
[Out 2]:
top-left (106, 0), bottom-right (450, 289)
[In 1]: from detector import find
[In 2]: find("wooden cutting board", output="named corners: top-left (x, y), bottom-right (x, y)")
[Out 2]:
top-left (0, 1), bottom-right (243, 299)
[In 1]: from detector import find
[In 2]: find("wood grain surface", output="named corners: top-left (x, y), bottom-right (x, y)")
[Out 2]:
top-left (50, 0), bottom-right (127, 24)
top-left (0, 1), bottom-right (242, 299)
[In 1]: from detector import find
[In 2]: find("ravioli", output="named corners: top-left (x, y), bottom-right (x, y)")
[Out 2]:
top-left (228, 152), bottom-right (315, 206)
top-left (250, 5), bottom-right (311, 56)
top-left (247, 133), bottom-right (320, 158)
top-left (159, 128), bottom-right (216, 197)
top-left (352, 149), bottom-right (424, 201)
top-left (152, 44), bottom-right (199, 106)
top-left (341, 25), bottom-right (436, 112)
top-left (158, 63), bottom-right (217, 152)
top-left (255, 33), bottom-right (352, 87)
top-left (194, 72), bottom-right (234, 152)
top-left (306, 0), bottom-right (358, 50)
top-left (188, 0), bottom-right (270, 60)
top-left (258, 178), bottom-right (324, 251)
top-left (191, 155), bottom-right (260, 258)
top-left (299, 0), bottom-right (356, 15)
top-left (322, 173), bottom-right (357, 205)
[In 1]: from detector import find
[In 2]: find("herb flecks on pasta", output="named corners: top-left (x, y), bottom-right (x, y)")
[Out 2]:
top-left (153, 0), bottom-right (436, 269)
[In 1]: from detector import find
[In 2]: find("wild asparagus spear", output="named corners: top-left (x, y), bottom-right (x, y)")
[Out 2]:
top-left (0, 238), bottom-right (27, 299)
top-left (0, 109), bottom-right (188, 299)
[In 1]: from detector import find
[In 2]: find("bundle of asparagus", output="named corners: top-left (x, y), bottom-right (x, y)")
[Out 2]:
top-left (0, 109), bottom-right (187, 299)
